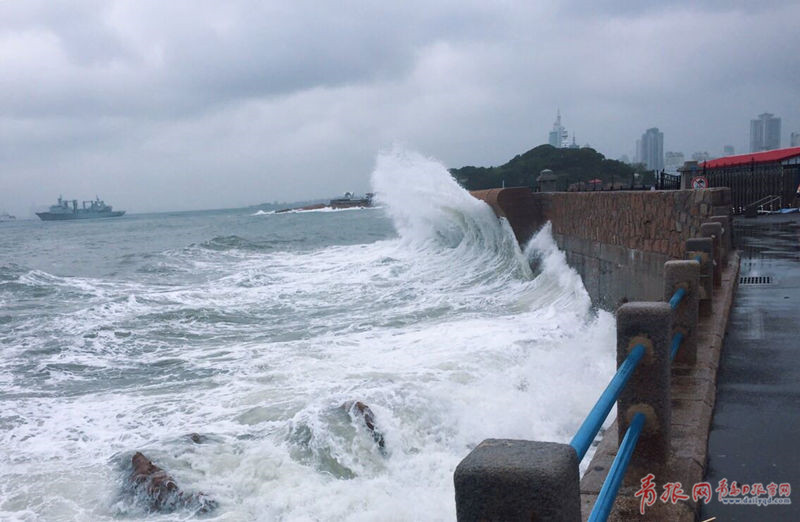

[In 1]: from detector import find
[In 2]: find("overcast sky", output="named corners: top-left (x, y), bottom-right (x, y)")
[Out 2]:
top-left (2, 0), bottom-right (798, 216)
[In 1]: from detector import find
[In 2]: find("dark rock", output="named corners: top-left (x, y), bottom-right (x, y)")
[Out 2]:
top-left (130, 452), bottom-right (216, 514)
top-left (341, 401), bottom-right (386, 451)
top-left (188, 433), bottom-right (206, 444)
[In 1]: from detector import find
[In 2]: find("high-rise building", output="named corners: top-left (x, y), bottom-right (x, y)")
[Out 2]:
top-left (723, 145), bottom-right (735, 156)
top-left (749, 113), bottom-right (781, 152)
top-left (664, 151), bottom-right (685, 174)
top-left (791, 132), bottom-right (800, 147)
top-left (548, 110), bottom-right (569, 148)
top-left (639, 128), bottom-right (664, 171)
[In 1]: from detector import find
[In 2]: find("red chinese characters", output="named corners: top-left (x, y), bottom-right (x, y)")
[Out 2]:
top-left (715, 478), bottom-right (729, 501)
top-left (660, 482), bottom-right (689, 504)
top-left (634, 473), bottom-right (658, 515)
top-left (692, 482), bottom-right (712, 504)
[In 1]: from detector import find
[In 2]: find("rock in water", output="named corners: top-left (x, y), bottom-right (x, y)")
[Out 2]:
top-left (342, 401), bottom-right (386, 451)
top-left (129, 452), bottom-right (216, 513)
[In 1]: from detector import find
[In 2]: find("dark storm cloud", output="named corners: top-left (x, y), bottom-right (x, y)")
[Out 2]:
top-left (560, 0), bottom-right (798, 16)
top-left (0, 1), bottom-right (502, 118)
top-left (1, 1), bottom-right (798, 217)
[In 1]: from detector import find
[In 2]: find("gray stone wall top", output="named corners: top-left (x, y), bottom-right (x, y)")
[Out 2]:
top-left (471, 187), bottom-right (728, 259)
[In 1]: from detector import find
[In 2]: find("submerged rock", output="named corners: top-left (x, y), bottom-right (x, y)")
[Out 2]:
top-left (341, 401), bottom-right (386, 451)
top-left (129, 452), bottom-right (216, 514)
top-left (187, 432), bottom-right (206, 444)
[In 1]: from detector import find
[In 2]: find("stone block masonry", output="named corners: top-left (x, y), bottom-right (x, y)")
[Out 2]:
top-left (471, 187), bottom-right (728, 310)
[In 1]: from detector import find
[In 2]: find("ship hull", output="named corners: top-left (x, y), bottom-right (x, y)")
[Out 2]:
top-left (329, 199), bottom-right (371, 209)
top-left (36, 211), bottom-right (125, 221)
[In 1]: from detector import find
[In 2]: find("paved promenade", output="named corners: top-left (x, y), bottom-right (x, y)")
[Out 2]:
top-left (701, 213), bottom-right (800, 521)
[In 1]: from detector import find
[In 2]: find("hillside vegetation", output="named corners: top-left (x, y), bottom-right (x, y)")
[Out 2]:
top-left (450, 144), bottom-right (644, 191)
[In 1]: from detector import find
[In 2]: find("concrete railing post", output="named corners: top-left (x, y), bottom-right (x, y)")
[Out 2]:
top-left (616, 302), bottom-right (673, 482)
top-left (686, 237), bottom-right (714, 317)
top-left (454, 439), bottom-right (581, 521)
top-left (706, 216), bottom-right (731, 267)
top-left (664, 260), bottom-right (700, 365)
top-left (700, 222), bottom-right (723, 287)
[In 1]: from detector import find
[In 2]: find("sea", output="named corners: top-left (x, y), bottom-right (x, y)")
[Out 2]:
top-left (0, 150), bottom-right (616, 521)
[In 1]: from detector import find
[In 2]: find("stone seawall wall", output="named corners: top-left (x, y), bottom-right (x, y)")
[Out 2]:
top-left (471, 187), bottom-right (730, 310)
top-left (535, 190), bottom-right (726, 260)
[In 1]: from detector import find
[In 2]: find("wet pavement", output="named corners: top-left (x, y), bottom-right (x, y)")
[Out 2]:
top-left (700, 213), bottom-right (800, 521)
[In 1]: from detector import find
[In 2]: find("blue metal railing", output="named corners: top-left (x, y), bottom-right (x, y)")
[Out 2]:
top-left (577, 277), bottom-right (693, 520)
top-left (570, 343), bottom-right (646, 461)
top-left (669, 287), bottom-right (686, 309)
top-left (588, 412), bottom-right (646, 522)
top-left (670, 331), bottom-right (684, 361)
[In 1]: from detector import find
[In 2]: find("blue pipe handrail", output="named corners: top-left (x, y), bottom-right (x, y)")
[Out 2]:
top-left (668, 287), bottom-right (686, 309)
top-left (670, 331), bottom-right (684, 361)
top-left (570, 343), bottom-right (646, 462)
top-left (588, 412), bottom-right (646, 522)
top-left (580, 262), bottom-right (700, 519)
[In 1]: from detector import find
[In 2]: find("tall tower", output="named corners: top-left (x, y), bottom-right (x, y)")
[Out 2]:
top-left (639, 128), bottom-right (664, 171)
top-left (750, 113), bottom-right (781, 152)
top-left (548, 110), bottom-right (569, 148)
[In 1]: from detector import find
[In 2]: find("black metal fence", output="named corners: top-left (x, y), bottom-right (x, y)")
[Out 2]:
top-left (656, 171), bottom-right (681, 190)
top-left (705, 163), bottom-right (799, 214)
top-left (566, 171), bottom-right (681, 192)
top-left (539, 162), bottom-right (799, 215)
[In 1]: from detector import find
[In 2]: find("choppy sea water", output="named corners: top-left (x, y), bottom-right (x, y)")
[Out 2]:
top-left (0, 151), bottom-right (615, 521)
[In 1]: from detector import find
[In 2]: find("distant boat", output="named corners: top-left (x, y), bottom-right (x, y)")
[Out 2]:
top-left (276, 192), bottom-right (374, 213)
top-left (0, 211), bottom-right (15, 222)
top-left (36, 196), bottom-right (125, 221)
top-left (328, 192), bottom-right (373, 209)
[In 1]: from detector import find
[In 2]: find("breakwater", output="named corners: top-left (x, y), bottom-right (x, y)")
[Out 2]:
top-left (470, 187), bottom-right (731, 310)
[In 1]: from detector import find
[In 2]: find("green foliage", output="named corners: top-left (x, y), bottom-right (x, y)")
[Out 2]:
top-left (450, 144), bottom-right (639, 190)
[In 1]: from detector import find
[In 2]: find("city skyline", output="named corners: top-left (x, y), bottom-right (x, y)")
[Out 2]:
top-left (566, 111), bottom-right (796, 168)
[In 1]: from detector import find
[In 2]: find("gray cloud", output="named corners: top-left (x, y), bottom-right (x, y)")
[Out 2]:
top-left (1, 1), bottom-right (798, 217)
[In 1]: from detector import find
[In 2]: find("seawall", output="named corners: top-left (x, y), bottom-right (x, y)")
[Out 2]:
top-left (471, 187), bottom-right (730, 310)
top-left (462, 186), bottom-right (738, 520)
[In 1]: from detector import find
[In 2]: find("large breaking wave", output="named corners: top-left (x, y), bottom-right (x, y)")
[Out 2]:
top-left (0, 148), bottom-right (615, 521)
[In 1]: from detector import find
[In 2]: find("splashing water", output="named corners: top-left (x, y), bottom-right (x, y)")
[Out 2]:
top-left (0, 149), bottom-right (615, 521)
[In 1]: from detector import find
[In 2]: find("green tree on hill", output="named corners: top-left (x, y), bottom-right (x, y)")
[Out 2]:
top-left (450, 144), bottom-right (640, 191)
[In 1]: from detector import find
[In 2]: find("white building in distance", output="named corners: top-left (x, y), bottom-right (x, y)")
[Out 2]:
top-left (665, 151), bottom-right (685, 174)
top-left (548, 110), bottom-right (570, 148)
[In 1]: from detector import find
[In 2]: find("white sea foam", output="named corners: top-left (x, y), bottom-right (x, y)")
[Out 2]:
top-left (0, 148), bottom-right (615, 521)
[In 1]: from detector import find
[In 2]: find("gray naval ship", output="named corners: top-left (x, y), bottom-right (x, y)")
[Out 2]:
top-left (36, 196), bottom-right (125, 221)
